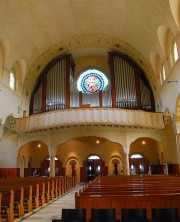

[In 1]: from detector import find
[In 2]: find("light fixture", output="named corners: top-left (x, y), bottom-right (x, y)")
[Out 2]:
top-left (166, 80), bottom-right (178, 84)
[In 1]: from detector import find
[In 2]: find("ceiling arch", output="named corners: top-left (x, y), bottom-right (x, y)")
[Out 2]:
top-left (23, 34), bottom-right (156, 98)
top-left (0, 0), bottom-right (178, 100)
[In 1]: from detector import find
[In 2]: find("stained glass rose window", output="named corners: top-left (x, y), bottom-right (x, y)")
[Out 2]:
top-left (77, 69), bottom-right (108, 94)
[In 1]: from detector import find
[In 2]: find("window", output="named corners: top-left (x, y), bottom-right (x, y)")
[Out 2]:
top-left (170, 38), bottom-right (179, 67)
top-left (162, 65), bottom-right (166, 81)
top-left (45, 156), bottom-right (58, 160)
top-left (88, 155), bottom-right (100, 160)
top-left (9, 72), bottom-right (15, 90)
top-left (77, 69), bottom-right (108, 94)
top-left (173, 41), bottom-right (178, 63)
top-left (160, 64), bottom-right (166, 85)
top-left (130, 154), bottom-right (143, 159)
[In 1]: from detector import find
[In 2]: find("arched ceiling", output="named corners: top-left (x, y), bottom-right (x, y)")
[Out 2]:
top-left (0, 0), bottom-right (177, 97)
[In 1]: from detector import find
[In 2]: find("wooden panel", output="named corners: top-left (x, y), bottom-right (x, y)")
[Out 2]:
top-left (0, 168), bottom-right (20, 178)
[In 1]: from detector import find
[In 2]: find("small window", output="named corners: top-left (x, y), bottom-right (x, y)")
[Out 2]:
top-left (88, 155), bottom-right (100, 160)
top-left (173, 42), bottom-right (178, 62)
top-left (162, 65), bottom-right (166, 81)
top-left (9, 72), bottom-right (15, 90)
top-left (130, 154), bottom-right (143, 159)
top-left (45, 156), bottom-right (58, 160)
top-left (170, 40), bottom-right (179, 66)
top-left (160, 64), bottom-right (166, 85)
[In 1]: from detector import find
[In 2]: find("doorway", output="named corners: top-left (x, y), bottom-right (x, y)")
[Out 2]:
top-left (129, 153), bottom-right (149, 175)
top-left (84, 154), bottom-right (105, 182)
top-left (41, 156), bottom-right (62, 176)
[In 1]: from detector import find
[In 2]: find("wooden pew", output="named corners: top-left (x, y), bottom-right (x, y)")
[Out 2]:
top-left (23, 185), bottom-right (32, 213)
top-left (75, 175), bottom-right (180, 221)
top-left (0, 176), bottom-right (76, 221)
top-left (1, 189), bottom-right (14, 222)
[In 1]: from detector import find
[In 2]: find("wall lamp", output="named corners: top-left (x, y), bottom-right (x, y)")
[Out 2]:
top-left (166, 80), bottom-right (178, 84)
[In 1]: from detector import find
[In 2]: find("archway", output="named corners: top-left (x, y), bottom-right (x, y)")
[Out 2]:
top-left (108, 156), bottom-right (124, 175)
top-left (41, 156), bottom-right (62, 176)
top-left (129, 153), bottom-right (149, 175)
top-left (130, 137), bottom-right (165, 175)
top-left (84, 154), bottom-right (105, 182)
top-left (18, 156), bottom-right (25, 177)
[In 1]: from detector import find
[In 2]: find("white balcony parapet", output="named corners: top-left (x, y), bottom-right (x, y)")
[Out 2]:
top-left (15, 108), bottom-right (164, 133)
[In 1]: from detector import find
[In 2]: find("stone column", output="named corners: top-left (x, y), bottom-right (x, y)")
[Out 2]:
top-left (124, 147), bottom-right (130, 175)
top-left (49, 150), bottom-right (56, 177)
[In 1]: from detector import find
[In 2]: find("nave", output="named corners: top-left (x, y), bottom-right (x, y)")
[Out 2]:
top-left (16, 183), bottom-right (85, 222)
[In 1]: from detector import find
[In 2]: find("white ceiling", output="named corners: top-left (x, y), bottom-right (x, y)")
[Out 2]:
top-left (0, 0), bottom-right (177, 96)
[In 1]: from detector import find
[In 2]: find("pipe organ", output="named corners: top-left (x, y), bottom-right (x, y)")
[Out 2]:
top-left (30, 52), bottom-right (155, 115)
top-left (109, 52), bottom-right (155, 111)
top-left (46, 59), bottom-right (66, 111)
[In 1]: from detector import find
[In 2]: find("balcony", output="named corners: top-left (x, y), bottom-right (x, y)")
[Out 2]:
top-left (15, 108), bottom-right (164, 134)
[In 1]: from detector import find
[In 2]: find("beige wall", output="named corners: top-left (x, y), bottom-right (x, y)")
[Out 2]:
top-left (18, 141), bottom-right (49, 168)
top-left (0, 128), bottom-right (18, 168)
top-left (74, 56), bottom-right (109, 77)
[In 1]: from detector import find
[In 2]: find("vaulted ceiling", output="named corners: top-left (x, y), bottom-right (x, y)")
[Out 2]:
top-left (0, 0), bottom-right (177, 97)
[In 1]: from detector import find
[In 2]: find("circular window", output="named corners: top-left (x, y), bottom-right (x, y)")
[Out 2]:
top-left (77, 69), bottom-right (108, 94)
top-left (81, 73), bottom-right (104, 93)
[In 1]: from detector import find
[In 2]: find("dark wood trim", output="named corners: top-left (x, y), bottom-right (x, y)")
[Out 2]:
top-left (42, 75), bottom-right (47, 112)
top-left (79, 92), bottom-right (82, 107)
top-left (99, 91), bottom-right (102, 107)
top-left (29, 96), bottom-right (34, 115)
top-left (66, 56), bottom-right (70, 109)
top-left (134, 68), bottom-right (141, 109)
top-left (108, 52), bottom-right (116, 108)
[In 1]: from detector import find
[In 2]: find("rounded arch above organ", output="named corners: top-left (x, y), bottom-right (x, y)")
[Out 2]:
top-left (30, 52), bottom-right (155, 115)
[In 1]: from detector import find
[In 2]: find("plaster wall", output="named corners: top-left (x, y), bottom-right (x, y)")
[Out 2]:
top-left (0, 129), bottom-right (18, 167)
top-left (160, 60), bottom-right (180, 114)
top-left (0, 82), bottom-right (20, 123)
top-left (74, 56), bottom-right (109, 77)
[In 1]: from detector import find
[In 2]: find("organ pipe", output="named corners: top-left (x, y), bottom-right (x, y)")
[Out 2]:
top-left (109, 52), bottom-right (154, 111)
top-left (30, 53), bottom-right (155, 115)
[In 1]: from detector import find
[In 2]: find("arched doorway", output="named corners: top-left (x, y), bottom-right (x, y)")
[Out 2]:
top-left (129, 153), bottom-right (149, 175)
top-left (41, 156), bottom-right (62, 176)
top-left (84, 154), bottom-right (105, 182)
top-left (18, 156), bottom-right (25, 177)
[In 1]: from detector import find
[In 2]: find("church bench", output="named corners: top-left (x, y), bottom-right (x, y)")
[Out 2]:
top-left (0, 176), bottom-right (76, 221)
top-left (76, 190), bottom-right (180, 221)
top-left (0, 185), bottom-right (32, 219)
top-left (1, 180), bottom-right (41, 211)
top-left (0, 189), bottom-right (14, 222)
top-left (75, 175), bottom-right (180, 221)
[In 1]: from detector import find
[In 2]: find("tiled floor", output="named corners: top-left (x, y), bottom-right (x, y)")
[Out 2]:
top-left (16, 183), bottom-right (85, 222)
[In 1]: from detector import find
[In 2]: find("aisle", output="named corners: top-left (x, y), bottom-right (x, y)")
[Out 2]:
top-left (17, 183), bottom-right (85, 222)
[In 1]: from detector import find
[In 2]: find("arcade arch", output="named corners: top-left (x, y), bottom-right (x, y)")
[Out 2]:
top-left (130, 137), bottom-right (165, 174)
top-left (18, 141), bottom-right (49, 177)
top-left (56, 136), bottom-right (124, 182)
top-left (16, 133), bottom-right (170, 180)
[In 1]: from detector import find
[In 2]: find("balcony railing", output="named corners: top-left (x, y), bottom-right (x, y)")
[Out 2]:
top-left (15, 108), bottom-right (164, 133)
